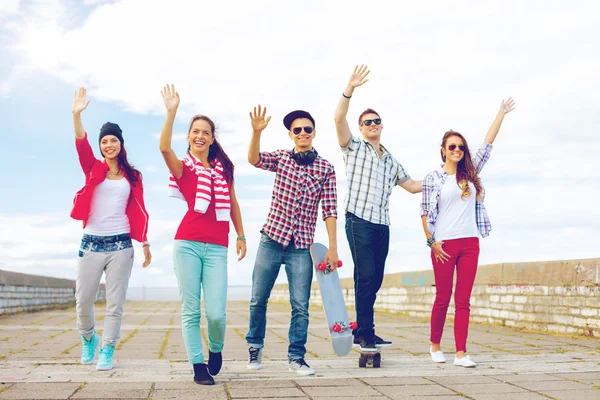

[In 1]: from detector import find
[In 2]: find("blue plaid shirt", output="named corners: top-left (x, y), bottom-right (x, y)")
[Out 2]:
top-left (420, 143), bottom-right (493, 238)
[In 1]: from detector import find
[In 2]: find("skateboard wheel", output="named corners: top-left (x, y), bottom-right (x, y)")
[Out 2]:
top-left (318, 262), bottom-right (327, 271)
top-left (373, 353), bottom-right (381, 368)
top-left (332, 323), bottom-right (342, 333)
top-left (338, 260), bottom-right (343, 267)
top-left (358, 356), bottom-right (367, 368)
top-left (349, 321), bottom-right (358, 330)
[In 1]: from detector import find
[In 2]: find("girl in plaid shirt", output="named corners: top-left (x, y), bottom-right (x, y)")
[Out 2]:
top-left (421, 98), bottom-right (516, 368)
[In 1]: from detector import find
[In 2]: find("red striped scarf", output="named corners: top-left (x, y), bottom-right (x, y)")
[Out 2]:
top-left (168, 153), bottom-right (231, 221)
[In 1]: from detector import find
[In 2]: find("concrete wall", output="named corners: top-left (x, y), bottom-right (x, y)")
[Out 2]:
top-left (271, 257), bottom-right (600, 337)
top-left (0, 269), bottom-right (106, 315)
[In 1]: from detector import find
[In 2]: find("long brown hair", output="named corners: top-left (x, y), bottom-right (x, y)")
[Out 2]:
top-left (440, 130), bottom-right (482, 200)
top-left (116, 145), bottom-right (142, 184)
top-left (187, 115), bottom-right (235, 184)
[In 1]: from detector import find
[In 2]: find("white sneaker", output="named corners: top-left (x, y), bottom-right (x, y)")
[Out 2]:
top-left (288, 358), bottom-right (315, 375)
top-left (453, 354), bottom-right (476, 368)
top-left (430, 346), bottom-right (446, 363)
top-left (247, 347), bottom-right (263, 370)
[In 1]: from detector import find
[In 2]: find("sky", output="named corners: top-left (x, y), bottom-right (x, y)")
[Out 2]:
top-left (0, 0), bottom-right (598, 289)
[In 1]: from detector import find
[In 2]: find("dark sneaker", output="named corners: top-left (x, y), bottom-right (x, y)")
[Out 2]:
top-left (193, 363), bottom-right (215, 385)
top-left (359, 337), bottom-right (378, 352)
top-left (247, 347), bottom-right (263, 370)
top-left (208, 351), bottom-right (222, 375)
top-left (374, 335), bottom-right (392, 348)
top-left (288, 358), bottom-right (315, 375)
top-left (352, 334), bottom-right (361, 347)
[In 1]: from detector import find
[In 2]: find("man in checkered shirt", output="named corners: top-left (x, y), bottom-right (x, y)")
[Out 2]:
top-left (245, 105), bottom-right (338, 376)
top-left (334, 66), bottom-right (422, 352)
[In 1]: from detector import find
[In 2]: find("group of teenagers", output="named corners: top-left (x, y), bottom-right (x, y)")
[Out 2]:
top-left (69, 65), bottom-right (515, 385)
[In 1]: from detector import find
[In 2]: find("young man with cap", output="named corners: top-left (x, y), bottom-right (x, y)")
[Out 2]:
top-left (334, 66), bottom-right (422, 352)
top-left (245, 105), bottom-right (338, 375)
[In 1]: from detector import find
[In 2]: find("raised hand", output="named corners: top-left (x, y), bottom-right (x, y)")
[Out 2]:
top-left (72, 87), bottom-right (91, 114)
top-left (249, 104), bottom-right (271, 132)
top-left (161, 84), bottom-right (180, 112)
top-left (348, 64), bottom-right (370, 89)
top-left (500, 97), bottom-right (516, 115)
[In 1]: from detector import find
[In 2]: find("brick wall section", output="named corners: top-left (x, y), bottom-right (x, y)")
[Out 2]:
top-left (271, 257), bottom-right (600, 337)
top-left (0, 269), bottom-right (106, 315)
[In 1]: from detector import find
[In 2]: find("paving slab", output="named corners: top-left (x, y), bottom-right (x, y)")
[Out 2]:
top-left (0, 301), bottom-right (598, 400)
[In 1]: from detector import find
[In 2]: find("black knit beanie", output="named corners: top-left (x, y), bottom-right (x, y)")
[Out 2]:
top-left (99, 122), bottom-right (124, 144)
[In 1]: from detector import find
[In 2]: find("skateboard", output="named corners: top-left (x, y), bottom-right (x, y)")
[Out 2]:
top-left (358, 349), bottom-right (382, 368)
top-left (310, 242), bottom-right (355, 357)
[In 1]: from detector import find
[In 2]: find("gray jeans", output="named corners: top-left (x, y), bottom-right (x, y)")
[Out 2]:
top-left (76, 234), bottom-right (134, 347)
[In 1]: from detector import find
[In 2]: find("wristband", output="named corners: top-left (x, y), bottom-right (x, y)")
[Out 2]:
top-left (342, 92), bottom-right (352, 99)
top-left (426, 237), bottom-right (435, 247)
top-left (237, 236), bottom-right (246, 243)
top-left (142, 241), bottom-right (150, 247)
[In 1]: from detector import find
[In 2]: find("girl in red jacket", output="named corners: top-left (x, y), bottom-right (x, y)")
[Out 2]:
top-left (70, 87), bottom-right (152, 371)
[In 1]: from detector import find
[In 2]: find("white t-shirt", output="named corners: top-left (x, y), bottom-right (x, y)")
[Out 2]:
top-left (434, 174), bottom-right (479, 241)
top-left (84, 178), bottom-right (131, 236)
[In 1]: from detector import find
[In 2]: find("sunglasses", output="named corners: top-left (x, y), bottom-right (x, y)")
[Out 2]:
top-left (361, 118), bottom-right (382, 127)
top-left (292, 126), bottom-right (314, 135)
top-left (448, 144), bottom-right (466, 151)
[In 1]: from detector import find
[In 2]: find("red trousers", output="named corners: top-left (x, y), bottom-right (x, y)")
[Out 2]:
top-left (429, 237), bottom-right (480, 352)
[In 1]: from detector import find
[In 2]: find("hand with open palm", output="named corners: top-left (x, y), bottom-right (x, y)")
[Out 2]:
top-left (72, 87), bottom-right (91, 115)
top-left (348, 65), bottom-right (370, 89)
top-left (161, 84), bottom-right (180, 112)
top-left (249, 104), bottom-right (271, 133)
top-left (500, 98), bottom-right (516, 115)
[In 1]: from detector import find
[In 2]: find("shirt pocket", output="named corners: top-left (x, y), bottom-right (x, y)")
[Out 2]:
top-left (304, 173), bottom-right (323, 198)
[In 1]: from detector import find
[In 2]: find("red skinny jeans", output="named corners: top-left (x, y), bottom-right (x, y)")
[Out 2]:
top-left (430, 237), bottom-right (480, 353)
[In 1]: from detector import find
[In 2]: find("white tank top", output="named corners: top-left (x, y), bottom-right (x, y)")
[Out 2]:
top-left (434, 174), bottom-right (479, 241)
top-left (83, 178), bottom-right (131, 236)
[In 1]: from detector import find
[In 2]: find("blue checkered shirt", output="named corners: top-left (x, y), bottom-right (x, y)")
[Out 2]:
top-left (420, 143), bottom-right (493, 238)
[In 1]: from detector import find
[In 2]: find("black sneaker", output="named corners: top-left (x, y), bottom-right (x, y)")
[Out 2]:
top-left (208, 351), bottom-right (222, 375)
top-left (374, 335), bottom-right (392, 348)
top-left (359, 337), bottom-right (378, 352)
top-left (193, 363), bottom-right (215, 385)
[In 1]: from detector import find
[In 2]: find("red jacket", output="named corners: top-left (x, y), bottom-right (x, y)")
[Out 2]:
top-left (70, 133), bottom-right (149, 242)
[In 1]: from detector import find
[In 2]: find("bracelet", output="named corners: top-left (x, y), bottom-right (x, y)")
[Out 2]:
top-left (342, 92), bottom-right (352, 99)
top-left (237, 236), bottom-right (246, 243)
top-left (142, 241), bottom-right (150, 247)
top-left (426, 237), bottom-right (435, 247)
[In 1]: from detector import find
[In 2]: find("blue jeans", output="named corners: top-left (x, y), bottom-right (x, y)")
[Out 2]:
top-left (345, 212), bottom-right (390, 340)
top-left (246, 233), bottom-right (313, 360)
top-left (173, 240), bottom-right (228, 364)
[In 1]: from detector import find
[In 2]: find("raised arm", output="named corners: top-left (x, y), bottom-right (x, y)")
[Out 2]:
top-left (72, 87), bottom-right (90, 139)
top-left (334, 65), bottom-right (370, 148)
top-left (248, 105), bottom-right (271, 165)
top-left (159, 84), bottom-right (183, 179)
top-left (484, 98), bottom-right (516, 144)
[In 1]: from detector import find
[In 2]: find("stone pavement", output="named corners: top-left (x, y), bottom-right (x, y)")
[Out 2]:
top-left (0, 301), bottom-right (599, 399)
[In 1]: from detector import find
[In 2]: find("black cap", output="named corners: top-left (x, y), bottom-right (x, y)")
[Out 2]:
top-left (283, 110), bottom-right (315, 130)
top-left (99, 122), bottom-right (124, 144)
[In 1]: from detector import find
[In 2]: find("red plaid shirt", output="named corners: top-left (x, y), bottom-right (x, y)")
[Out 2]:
top-left (255, 149), bottom-right (338, 249)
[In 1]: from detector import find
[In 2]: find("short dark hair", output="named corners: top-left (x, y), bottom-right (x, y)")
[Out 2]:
top-left (358, 108), bottom-right (380, 125)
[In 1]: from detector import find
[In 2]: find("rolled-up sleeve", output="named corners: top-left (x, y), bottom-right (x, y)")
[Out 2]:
top-left (340, 134), bottom-right (361, 155)
top-left (472, 143), bottom-right (493, 174)
top-left (320, 166), bottom-right (338, 220)
top-left (254, 150), bottom-right (283, 172)
top-left (396, 163), bottom-right (410, 185)
top-left (420, 173), bottom-right (435, 217)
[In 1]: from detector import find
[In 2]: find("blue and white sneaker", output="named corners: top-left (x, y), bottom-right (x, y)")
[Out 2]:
top-left (80, 333), bottom-right (100, 365)
top-left (96, 345), bottom-right (115, 371)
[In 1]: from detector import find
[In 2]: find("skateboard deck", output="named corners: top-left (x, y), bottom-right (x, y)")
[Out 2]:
top-left (310, 242), bottom-right (354, 357)
top-left (358, 349), bottom-right (382, 368)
